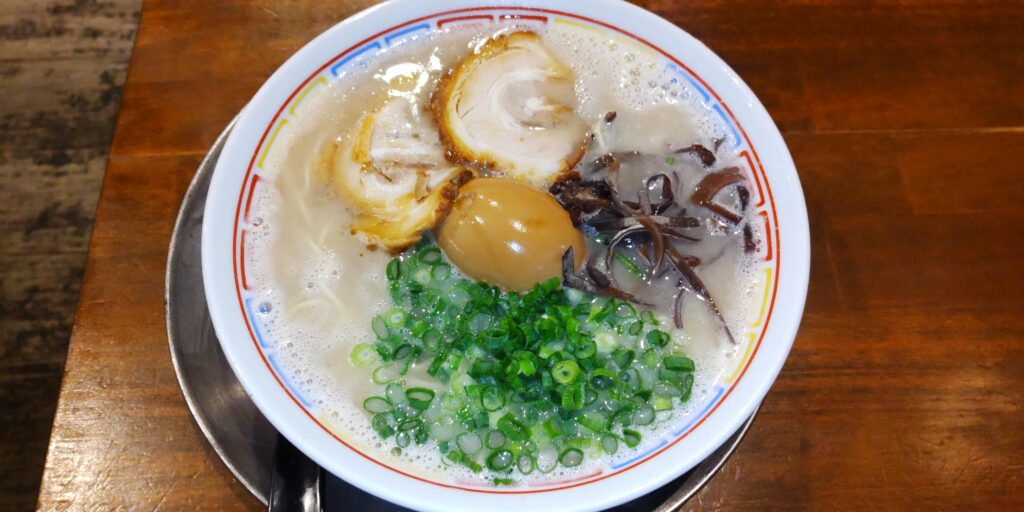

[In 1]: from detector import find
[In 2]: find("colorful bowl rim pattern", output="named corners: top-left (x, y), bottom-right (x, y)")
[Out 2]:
top-left (226, 5), bottom-right (782, 497)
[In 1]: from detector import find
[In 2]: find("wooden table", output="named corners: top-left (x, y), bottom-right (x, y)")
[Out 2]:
top-left (37, 1), bottom-right (1024, 510)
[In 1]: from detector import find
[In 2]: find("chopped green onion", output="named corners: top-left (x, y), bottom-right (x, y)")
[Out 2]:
top-left (386, 259), bottom-right (401, 281)
top-left (622, 429), bottom-right (642, 448)
top-left (485, 429), bottom-right (506, 449)
top-left (398, 418), bottom-right (422, 431)
top-left (654, 382), bottom-right (682, 397)
top-left (589, 368), bottom-right (617, 390)
top-left (451, 373), bottom-right (474, 393)
top-left (419, 247), bottom-right (443, 265)
top-left (413, 268), bottom-right (432, 285)
top-left (601, 435), bottom-right (619, 455)
top-left (538, 341), bottom-right (563, 360)
top-left (537, 447), bottom-right (558, 473)
top-left (487, 449), bottom-right (514, 471)
top-left (522, 439), bottom-right (537, 453)
top-left (627, 320), bottom-right (643, 336)
top-left (447, 450), bottom-right (482, 473)
top-left (440, 393), bottom-right (463, 412)
top-left (350, 343), bottom-right (378, 368)
top-left (414, 426), bottom-right (429, 444)
top-left (646, 329), bottom-right (671, 348)
top-left (642, 348), bottom-right (659, 367)
top-left (361, 243), bottom-right (700, 478)
top-left (409, 319), bottom-right (425, 335)
top-left (517, 357), bottom-right (537, 376)
top-left (542, 417), bottom-right (561, 438)
top-left (567, 437), bottom-right (593, 451)
top-left (615, 301), bottom-right (638, 319)
top-left (421, 328), bottom-right (442, 352)
top-left (638, 369), bottom-right (656, 392)
top-left (579, 412), bottom-right (607, 433)
top-left (431, 416), bottom-right (459, 442)
top-left (640, 310), bottom-right (659, 325)
top-left (371, 316), bottom-right (389, 340)
top-left (363, 396), bottom-right (392, 414)
top-left (594, 330), bottom-right (618, 353)
top-left (385, 383), bottom-right (405, 405)
top-left (559, 447), bottom-right (584, 467)
top-left (497, 413), bottom-right (529, 441)
top-left (385, 307), bottom-right (408, 328)
top-left (448, 287), bottom-right (470, 307)
top-left (552, 360), bottom-right (580, 384)
top-left (372, 413), bottom-right (394, 439)
top-left (457, 432), bottom-right (482, 454)
top-left (589, 300), bottom-right (616, 324)
top-left (632, 404), bottom-right (655, 425)
top-left (613, 348), bottom-right (636, 368)
top-left (426, 355), bottom-right (445, 377)
top-left (396, 431), bottom-right (410, 448)
top-left (659, 367), bottom-right (684, 386)
top-left (392, 343), bottom-right (414, 361)
top-left (574, 339), bottom-right (597, 359)
top-left (480, 385), bottom-right (506, 412)
top-left (664, 355), bottom-right (695, 372)
top-left (665, 155), bottom-right (677, 166)
top-left (620, 368), bottom-right (641, 392)
top-left (517, 454), bottom-right (536, 474)
top-left (679, 372), bottom-right (694, 401)
top-left (653, 395), bottom-right (673, 411)
top-left (469, 313), bottom-right (492, 333)
top-left (432, 265), bottom-right (450, 281)
top-left (614, 251), bottom-right (645, 277)
top-left (391, 404), bottom-right (410, 420)
top-left (406, 387), bottom-right (435, 411)
top-left (372, 362), bottom-right (404, 384)
top-left (602, 397), bottom-right (623, 414)
top-left (561, 382), bottom-right (585, 410)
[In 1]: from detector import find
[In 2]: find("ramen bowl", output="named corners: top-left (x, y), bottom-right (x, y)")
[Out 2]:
top-left (201, 1), bottom-right (810, 510)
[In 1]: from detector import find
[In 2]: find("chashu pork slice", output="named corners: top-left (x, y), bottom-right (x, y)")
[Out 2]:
top-left (432, 31), bottom-right (588, 188)
top-left (327, 96), bottom-right (474, 251)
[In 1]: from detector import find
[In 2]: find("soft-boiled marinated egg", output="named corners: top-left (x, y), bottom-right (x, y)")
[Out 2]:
top-left (436, 178), bottom-right (585, 292)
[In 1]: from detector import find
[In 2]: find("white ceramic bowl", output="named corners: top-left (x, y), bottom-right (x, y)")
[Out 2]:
top-left (202, 1), bottom-right (810, 510)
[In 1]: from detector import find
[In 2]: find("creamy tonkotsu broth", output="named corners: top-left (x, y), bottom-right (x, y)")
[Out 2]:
top-left (245, 22), bottom-right (758, 485)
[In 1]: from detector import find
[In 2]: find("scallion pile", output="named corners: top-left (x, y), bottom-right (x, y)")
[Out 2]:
top-left (350, 241), bottom-right (696, 481)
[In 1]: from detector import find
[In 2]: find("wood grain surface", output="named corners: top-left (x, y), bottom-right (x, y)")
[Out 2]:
top-left (0, 1), bottom-right (140, 510)
top-left (37, 0), bottom-right (1024, 510)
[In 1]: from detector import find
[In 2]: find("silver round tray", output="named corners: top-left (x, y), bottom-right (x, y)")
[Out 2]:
top-left (166, 121), bottom-right (758, 511)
